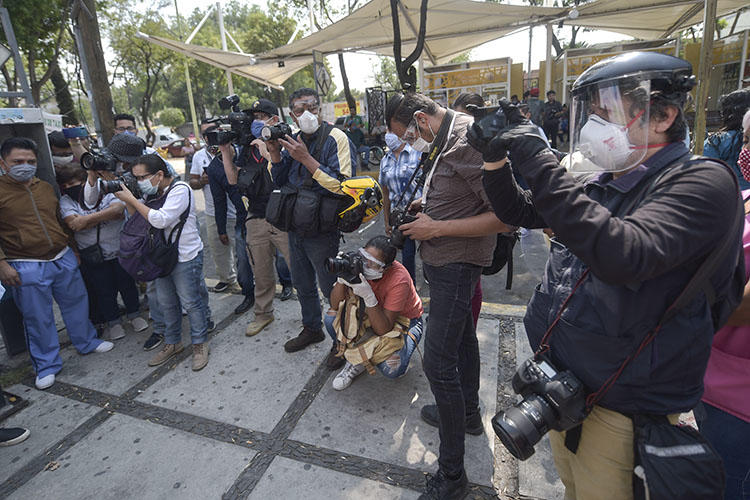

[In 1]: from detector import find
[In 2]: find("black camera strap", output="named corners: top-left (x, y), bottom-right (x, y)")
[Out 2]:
top-left (392, 108), bottom-right (455, 212)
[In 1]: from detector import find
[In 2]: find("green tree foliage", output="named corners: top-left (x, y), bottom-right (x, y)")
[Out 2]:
top-left (158, 107), bottom-right (185, 128)
top-left (371, 56), bottom-right (401, 91)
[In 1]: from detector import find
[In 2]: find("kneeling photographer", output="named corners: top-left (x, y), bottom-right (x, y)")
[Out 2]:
top-left (324, 236), bottom-right (424, 391)
top-left (472, 52), bottom-right (743, 499)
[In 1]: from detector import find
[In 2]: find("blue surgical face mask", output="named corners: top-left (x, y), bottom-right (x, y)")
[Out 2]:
top-left (7, 163), bottom-right (37, 182)
top-left (137, 177), bottom-right (158, 196)
top-left (384, 133), bottom-right (402, 151)
top-left (251, 119), bottom-right (266, 138)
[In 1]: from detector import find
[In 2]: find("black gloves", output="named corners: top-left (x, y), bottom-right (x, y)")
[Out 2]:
top-left (466, 98), bottom-right (550, 165)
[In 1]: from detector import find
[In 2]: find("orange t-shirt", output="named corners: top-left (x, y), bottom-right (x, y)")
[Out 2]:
top-left (368, 260), bottom-right (423, 320)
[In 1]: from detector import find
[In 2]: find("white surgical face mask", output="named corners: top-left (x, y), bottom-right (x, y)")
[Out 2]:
top-left (297, 110), bottom-right (320, 134)
top-left (52, 154), bottom-right (74, 164)
top-left (578, 114), bottom-right (634, 170)
top-left (384, 133), bottom-right (403, 151)
top-left (137, 177), bottom-right (158, 196)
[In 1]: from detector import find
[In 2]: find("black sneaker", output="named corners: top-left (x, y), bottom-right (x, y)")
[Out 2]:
top-left (211, 282), bottom-right (230, 293)
top-left (418, 469), bottom-right (468, 500)
top-left (325, 343), bottom-right (345, 370)
top-left (143, 333), bottom-right (164, 351)
top-left (420, 404), bottom-right (484, 435)
top-left (234, 295), bottom-right (254, 315)
top-left (0, 427), bottom-right (30, 447)
top-left (279, 285), bottom-right (294, 301)
top-left (207, 320), bottom-right (216, 333)
top-left (284, 326), bottom-right (325, 353)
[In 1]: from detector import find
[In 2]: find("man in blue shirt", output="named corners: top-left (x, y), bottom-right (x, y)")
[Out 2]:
top-left (269, 88), bottom-right (356, 366)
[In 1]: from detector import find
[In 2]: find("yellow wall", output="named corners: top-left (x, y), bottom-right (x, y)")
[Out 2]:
top-left (511, 63), bottom-right (523, 99)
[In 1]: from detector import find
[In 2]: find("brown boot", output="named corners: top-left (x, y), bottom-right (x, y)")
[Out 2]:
top-left (148, 343), bottom-right (184, 367)
top-left (284, 326), bottom-right (325, 353)
top-left (192, 343), bottom-right (209, 371)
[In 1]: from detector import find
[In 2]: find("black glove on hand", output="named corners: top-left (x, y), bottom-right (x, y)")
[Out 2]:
top-left (467, 122), bottom-right (508, 162)
top-left (497, 98), bottom-right (526, 126)
top-left (499, 123), bottom-right (550, 166)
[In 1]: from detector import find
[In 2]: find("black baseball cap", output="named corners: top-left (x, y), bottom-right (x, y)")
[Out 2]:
top-left (106, 133), bottom-right (146, 164)
top-left (247, 98), bottom-right (278, 117)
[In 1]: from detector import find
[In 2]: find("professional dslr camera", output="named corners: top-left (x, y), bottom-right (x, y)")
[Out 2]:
top-left (465, 103), bottom-right (507, 140)
top-left (388, 209), bottom-right (418, 249)
top-left (261, 122), bottom-right (292, 141)
top-left (325, 251), bottom-right (364, 284)
top-left (81, 150), bottom-right (117, 172)
top-left (492, 356), bottom-right (588, 460)
top-left (98, 172), bottom-right (141, 198)
top-left (204, 95), bottom-right (254, 147)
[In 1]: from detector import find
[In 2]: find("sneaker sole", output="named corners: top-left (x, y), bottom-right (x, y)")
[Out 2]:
top-left (148, 346), bottom-right (184, 367)
top-left (420, 408), bottom-right (484, 436)
top-left (284, 334), bottom-right (325, 353)
top-left (0, 429), bottom-right (30, 446)
top-left (143, 337), bottom-right (164, 351)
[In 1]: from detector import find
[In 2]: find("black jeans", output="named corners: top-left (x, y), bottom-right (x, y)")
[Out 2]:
top-left (422, 261), bottom-right (483, 477)
top-left (80, 258), bottom-right (140, 325)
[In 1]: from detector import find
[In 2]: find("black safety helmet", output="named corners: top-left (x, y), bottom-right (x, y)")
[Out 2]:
top-left (572, 51), bottom-right (696, 104)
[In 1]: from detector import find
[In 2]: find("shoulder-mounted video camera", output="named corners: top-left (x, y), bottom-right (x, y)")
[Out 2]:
top-left (204, 94), bottom-right (254, 147)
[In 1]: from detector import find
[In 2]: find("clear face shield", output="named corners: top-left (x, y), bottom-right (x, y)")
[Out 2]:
top-left (567, 78), bottom-right (651, 173)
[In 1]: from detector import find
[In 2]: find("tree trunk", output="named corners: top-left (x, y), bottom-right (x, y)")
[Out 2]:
top-left (50, 63), bottom-right (79, 126)
top-left (75, 0), bottom-right (115, 144)
top-left (1, 66), bottom-right (18, 108)
top-left (338, 53), bottom-right (357, 116)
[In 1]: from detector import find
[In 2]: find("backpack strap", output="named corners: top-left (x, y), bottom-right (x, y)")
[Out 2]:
top-left (166, 182), bottom-right (192, 245)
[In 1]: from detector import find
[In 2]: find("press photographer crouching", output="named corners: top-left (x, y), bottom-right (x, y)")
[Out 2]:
top-left (473, 52), bottom-right (743, 499)
top-left (324, 236), bottom-right (423, 391)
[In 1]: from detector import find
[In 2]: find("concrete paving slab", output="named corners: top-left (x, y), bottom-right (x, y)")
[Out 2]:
top-left (248, 456), bottom-right (420, 500)
top-left (208, 289), bottom-right (246, 323)
top-left (515, 321), bottom-right (564, 500)
top-left (55, 320), bottom-right (161, 396)
top-left (289, 317), bottom-right (500, 487)
top-left (9, 413), bottom-right (255, 500)
top-left (0, 384), bottom-right (99, 483)
top-left (135, 298), bottom-right (327, 432)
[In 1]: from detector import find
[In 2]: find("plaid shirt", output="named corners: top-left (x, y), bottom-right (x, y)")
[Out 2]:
top-left (378, 145), bottom-right (423, 210)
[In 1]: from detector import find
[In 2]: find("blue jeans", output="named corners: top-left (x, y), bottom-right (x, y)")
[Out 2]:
top-left (288, 231), bottom-right (339, 330)
top-left (422, 261), bottom-right (483, 478)
top-left (80, 258), bottom-right (140, 326)
top-left (155, 251), bottom-right (211, 345)
top-left (9, 248), bottom-right (103, 377)
top-left (235, 224), bottom-right (255, 297)
top-left (400, 237), bottom-right (416, 283)
top-left (698, 402), bottom-right (750, 500)
top-left (276, 251), bottom-right (292, 286)
top-left (357, 145), bottom-right (370, 167)
top-left (325, 314), bottom-right (423, 377)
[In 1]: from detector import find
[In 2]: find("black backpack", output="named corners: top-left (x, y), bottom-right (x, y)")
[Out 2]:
top-left (482, 231), bottom-right (519, 290)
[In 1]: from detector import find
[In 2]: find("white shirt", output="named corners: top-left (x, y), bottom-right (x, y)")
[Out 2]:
top-left (190, 148), bottom-right (235, 219)
top-left (147, 181), bottom-right (203, 262)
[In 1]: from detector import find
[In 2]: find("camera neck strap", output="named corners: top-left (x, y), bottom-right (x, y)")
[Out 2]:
top-left (392, 108), bottom-right (455, 211)
top-left (534, 158), bottom-right (743, 411)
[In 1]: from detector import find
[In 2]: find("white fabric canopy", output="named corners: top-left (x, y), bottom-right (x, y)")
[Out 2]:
top-left (569, 0), bottom-right (749, 40)
top-left (261, 0), bottom-right (566, 65)
top-left (136, 33), bottom-right (312, 89)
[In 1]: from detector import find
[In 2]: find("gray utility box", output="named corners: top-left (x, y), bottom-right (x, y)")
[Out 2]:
top-left (0, 108), bottom-right (57, 189)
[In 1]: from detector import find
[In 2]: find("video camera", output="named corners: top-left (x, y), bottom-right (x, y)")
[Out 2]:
top-left (204, 94), bottom-right (254, 147)
top-left (325, 251), bottom-right (364, 284)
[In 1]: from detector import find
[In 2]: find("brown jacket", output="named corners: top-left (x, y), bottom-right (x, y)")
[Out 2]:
top-left (0, 175), bottom-right (68, 260)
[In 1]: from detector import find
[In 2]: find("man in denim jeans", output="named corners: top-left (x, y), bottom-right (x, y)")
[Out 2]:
top-left (269, 88), bottom-right (355, 367)
top-left (386, 93), bottom-right (509, 500)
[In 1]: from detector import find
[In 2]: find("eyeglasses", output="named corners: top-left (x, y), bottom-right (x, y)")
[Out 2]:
top-left (133, 173), bottom-right (156, 182)
top-left (291, 99), bottom-right (319, 117)
top-left (115, 126), bottom-right (137, 132)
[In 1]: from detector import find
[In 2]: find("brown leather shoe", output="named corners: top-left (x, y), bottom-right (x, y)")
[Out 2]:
top-left (192, 343), bottom-right (209, 371)
top-left (284, 326), bottom-right (325, 353)
top-left (148, 343), bottom-right (184, 367)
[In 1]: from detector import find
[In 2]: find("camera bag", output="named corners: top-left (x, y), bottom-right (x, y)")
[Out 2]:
top-left (78, 224), bottom-right (105, 265)
top-left (265, 185), bottom-right (297, 232)
top-left (119, 181), bottom-right (191, 281)
top-left (482, 230), bottom-right (519, 289)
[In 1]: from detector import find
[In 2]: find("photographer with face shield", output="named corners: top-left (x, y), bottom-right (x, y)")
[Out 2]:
top-left (472, 52), bottom-right (744, 499)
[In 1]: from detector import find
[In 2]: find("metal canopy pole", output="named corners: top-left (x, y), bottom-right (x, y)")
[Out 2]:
top-left (527, 26), bottom-right (533, 93)
top-left (740, 29), bottom-right (748, 91)
top-left (693, 0), bottom-right (717, 155)
top-left (174, 0), bottom-right (201, 143)
top-left (216, 2), bottom-right (234, 94)
top-left (545, 23), bottom-right (553, 94)
top-left (0, 7), bottom-right (33, 104)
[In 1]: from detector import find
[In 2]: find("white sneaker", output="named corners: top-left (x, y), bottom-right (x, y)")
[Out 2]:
top-left (102, 324), bottom-right (126, 341)
top-left (332, 362), bottom-right (366, 391)
top-left (35, 374), bottom-right (55, 390)
top-left (129, 317), bottom-right (149, 332)
top-left (94, 341), bottom-right (114, 353)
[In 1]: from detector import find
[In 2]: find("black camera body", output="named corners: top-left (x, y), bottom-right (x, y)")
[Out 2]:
top-left (492, 357), bottom-right (588, 461)
top-left (465, 104), bottom-right (507, 141)
top-left (81, 151), bottom-right (117, 172)
top-left (261, 122), bottom-right (292, 141)
top-left (98, 172), bottom-right (141, 198)
top-left (204, 95), bottom-right (254, 147)
top-left (388, 209), bottom-right (419, 248)
top-left (325, 251), bottom-right (364, 284)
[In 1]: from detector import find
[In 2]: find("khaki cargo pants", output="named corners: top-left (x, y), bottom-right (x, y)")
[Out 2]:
top-left (245, 218), bottom-right (291, 321)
